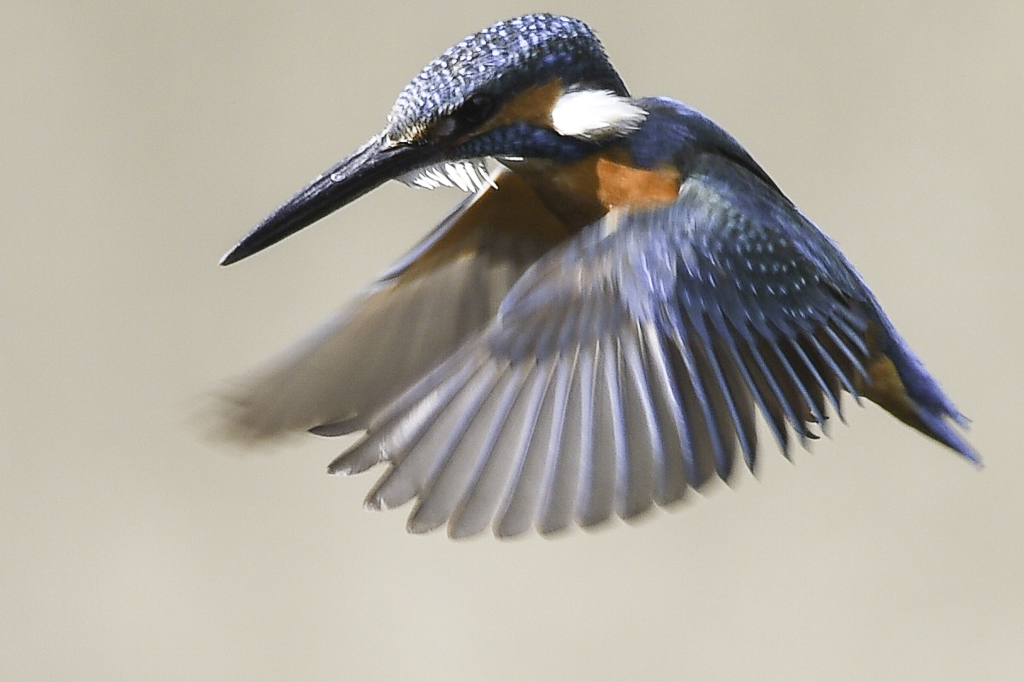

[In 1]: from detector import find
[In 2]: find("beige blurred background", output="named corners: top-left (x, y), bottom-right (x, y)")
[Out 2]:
top-left (3, 1), bottom-right (1021, 679)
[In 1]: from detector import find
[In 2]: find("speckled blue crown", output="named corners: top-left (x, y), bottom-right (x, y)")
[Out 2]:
top-left (385, 14), bottom-right (628, 143)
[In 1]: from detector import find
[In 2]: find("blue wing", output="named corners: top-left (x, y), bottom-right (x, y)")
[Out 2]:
top-left (328, 153), bottom-right (976, 538)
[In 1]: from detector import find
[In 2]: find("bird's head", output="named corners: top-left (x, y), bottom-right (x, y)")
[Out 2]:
top-left (221, 13), bottom-right (646, 264)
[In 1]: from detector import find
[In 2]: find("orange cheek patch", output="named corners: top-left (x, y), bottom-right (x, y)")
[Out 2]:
top-left (474, 79), bottom-right (564, 135)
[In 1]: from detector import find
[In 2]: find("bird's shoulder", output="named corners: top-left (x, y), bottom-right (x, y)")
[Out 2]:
top-left (612, 99), bottom-right (871, 304)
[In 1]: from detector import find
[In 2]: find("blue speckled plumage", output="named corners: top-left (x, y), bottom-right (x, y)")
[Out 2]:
top-left (386, 14), bottom-right (626, 144)
top-left (220, 14), bottom-right (976, 538)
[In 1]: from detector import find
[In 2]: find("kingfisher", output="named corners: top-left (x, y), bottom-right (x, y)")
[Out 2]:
top-left (219, 14), bottom-right (977, 538)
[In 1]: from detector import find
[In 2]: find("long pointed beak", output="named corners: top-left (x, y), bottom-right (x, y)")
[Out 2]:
top-left (220, 134), bottom-right (432, 265)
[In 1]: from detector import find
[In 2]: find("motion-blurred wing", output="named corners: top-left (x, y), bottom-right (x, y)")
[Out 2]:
top-left (330, 154), bottom-right (974, 538)
top-left (220, 170), bottom-right (571, 440)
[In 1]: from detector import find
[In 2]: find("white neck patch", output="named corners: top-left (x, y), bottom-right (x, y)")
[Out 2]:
top-left (398, 159), bottom-right (497, 192)
top-left (550, 90), bottom-right (647, 140)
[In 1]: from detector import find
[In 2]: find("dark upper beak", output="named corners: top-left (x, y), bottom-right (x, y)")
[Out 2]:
top-left (220, 134), bottom-right (433, 265)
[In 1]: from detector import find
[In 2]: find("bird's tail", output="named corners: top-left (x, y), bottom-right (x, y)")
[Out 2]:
top-left (856, 318), bottom-right (979, 464)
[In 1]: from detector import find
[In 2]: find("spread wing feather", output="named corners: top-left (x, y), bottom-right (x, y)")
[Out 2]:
top-left (326, 154), bottom-right (933, 537)
top-left (224, 149), bottom-right (974, 537)
top-left (218, 171), bottom-right (568, 441)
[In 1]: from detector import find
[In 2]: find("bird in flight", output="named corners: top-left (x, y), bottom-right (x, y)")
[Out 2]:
top-left (219, 14), bottom-right (977, 538)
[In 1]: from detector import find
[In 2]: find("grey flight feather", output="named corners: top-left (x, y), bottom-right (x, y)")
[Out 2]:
top-left (219, 181), bottom-right (551, 442)
top-left (326, 154), bottom-right (903, 537)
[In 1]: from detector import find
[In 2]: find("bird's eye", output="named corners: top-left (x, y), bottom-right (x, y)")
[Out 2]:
top-left (457, 94), bottom-right (495, 126)
top-left (425, 94), bottom-right (495, 142)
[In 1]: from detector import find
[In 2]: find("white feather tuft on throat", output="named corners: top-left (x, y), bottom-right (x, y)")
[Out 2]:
top-left (398, 159), bottom-right (497, 192)
top-left (550, 90), bottom-right (647, 140)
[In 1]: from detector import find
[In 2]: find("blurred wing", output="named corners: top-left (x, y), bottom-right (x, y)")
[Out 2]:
top-left (330, 154), bottom-right (974, 538)
top-left (219, 170), bottom-right (572, 440)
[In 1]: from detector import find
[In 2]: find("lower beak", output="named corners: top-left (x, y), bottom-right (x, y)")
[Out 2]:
top-left (221, 134), bottom-right (432, 265)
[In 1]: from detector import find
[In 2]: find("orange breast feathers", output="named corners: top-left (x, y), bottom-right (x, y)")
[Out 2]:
top-left (592, 148), bottom-right (681, 209)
